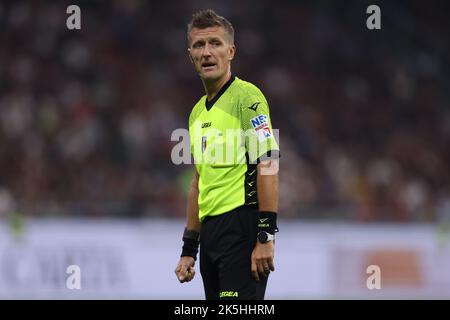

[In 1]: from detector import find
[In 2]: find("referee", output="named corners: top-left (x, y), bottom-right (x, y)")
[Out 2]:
top-left (175, 9), bottom-right (280, 300)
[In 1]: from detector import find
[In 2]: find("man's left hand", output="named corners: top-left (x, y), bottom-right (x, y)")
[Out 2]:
top-left (251, 241), bottom-right (275, 281)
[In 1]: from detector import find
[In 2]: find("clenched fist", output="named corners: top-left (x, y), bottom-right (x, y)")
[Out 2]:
top-left (175, 256), bottom-right (196, 283)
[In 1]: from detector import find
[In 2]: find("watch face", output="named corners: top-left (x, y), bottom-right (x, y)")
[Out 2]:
top-left (258, 232), bottom-right (268, 243)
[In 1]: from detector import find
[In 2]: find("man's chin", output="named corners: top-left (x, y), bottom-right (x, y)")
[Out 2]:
top-left (199, 70), bottom-right (228, 84)
top-left (200, 72), bottom-right (219, 82)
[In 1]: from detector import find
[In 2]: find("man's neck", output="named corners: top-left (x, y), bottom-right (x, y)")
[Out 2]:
top-left (203, 72), bottom-right (232, 101)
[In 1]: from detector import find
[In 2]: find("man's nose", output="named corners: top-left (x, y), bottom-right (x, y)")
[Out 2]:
top-left (201, 43), bottom-right (212, 57)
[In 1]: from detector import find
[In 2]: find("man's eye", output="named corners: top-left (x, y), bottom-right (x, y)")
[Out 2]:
top-left (193, 43), bottom-right (204, 48)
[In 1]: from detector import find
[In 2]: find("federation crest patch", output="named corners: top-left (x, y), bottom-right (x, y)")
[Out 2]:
top-left (201, 136), bottom-right (207, 153)
top-left (250, 114), bottom-right (272, 141)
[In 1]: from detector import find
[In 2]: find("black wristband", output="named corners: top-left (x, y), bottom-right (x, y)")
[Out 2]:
top-left (182, 228), bottom-right (200, 242)
top-left (257, 211), bottom-right (279, 234)
top-left (181, 228), bottom-right (200, 260)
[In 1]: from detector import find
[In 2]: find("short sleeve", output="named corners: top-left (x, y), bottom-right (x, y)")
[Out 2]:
top-left (240, 87), bottom-right (280, 164)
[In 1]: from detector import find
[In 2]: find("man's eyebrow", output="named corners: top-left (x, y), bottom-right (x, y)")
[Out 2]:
top-left (191, 36), bottom-right (224, 47)
top-left (192, 39), bottom-right (205, 46)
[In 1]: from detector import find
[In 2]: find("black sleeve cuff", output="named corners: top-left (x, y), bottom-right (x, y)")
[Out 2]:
top-left (255, 150), bottom-right (280, 164)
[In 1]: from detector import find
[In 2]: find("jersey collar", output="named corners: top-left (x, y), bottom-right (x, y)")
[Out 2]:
top-left (205, 75), bottom-right (236, 111)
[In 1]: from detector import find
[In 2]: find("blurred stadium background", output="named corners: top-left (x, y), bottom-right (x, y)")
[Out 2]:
top-left (0, 0), bottom-right (449, 299)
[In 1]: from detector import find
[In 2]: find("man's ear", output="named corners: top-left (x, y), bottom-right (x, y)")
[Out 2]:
top-left (187, 48), bottom-right (194, 64)
top-left (228, 44), bottom-right (236, 61)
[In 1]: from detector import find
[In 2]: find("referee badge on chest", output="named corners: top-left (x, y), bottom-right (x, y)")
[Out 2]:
top-left (201, 136), bottom-right (207, 153)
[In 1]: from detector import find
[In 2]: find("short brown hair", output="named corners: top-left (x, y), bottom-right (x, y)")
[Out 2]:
top-left (187, 9), bottom-right (234, 44)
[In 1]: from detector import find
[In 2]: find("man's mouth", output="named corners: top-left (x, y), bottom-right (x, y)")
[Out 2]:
top-left (201, 62), bottom-right (216, 70)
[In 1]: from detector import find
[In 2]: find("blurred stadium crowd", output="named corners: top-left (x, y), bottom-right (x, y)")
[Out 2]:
top-left (0, 0), bottom-right (449, 221)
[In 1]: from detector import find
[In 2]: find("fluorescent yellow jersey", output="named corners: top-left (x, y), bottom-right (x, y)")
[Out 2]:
top-left (189, 76), bottom-right (279, 222)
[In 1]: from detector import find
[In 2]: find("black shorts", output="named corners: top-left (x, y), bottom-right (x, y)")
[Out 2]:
top-left (199, 206), bottom-right (268, 300)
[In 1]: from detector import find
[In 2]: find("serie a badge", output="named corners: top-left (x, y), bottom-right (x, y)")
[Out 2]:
top-left (201, 136), bottom-right (207, 153)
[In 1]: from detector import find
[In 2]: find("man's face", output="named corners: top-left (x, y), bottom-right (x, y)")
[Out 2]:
top-left (188, 26), bottom-right (235, 83)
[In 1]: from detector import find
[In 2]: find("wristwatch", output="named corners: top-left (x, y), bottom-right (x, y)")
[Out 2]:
top-left (257, 231), bottom-right (275, 244)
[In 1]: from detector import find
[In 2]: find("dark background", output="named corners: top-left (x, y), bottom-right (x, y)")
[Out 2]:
top-left (0, 0), bottom-right (449, 222)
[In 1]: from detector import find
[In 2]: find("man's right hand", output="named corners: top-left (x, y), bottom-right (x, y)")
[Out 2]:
top-left (175, 256), bottom-right (196, 283)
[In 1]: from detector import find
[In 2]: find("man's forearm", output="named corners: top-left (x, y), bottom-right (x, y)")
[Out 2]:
top-left (180, 171), bottom-right (201, 260)
top-left (186, 171), bottom-right (201, 232)
top-left (256, 159), bottom-right (279, 212)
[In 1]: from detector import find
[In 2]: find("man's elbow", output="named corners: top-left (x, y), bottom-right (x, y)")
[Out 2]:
top-left (191, 172), bottom-right (199, 192)
top-left (257, 158), bottom-right (279, 176)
